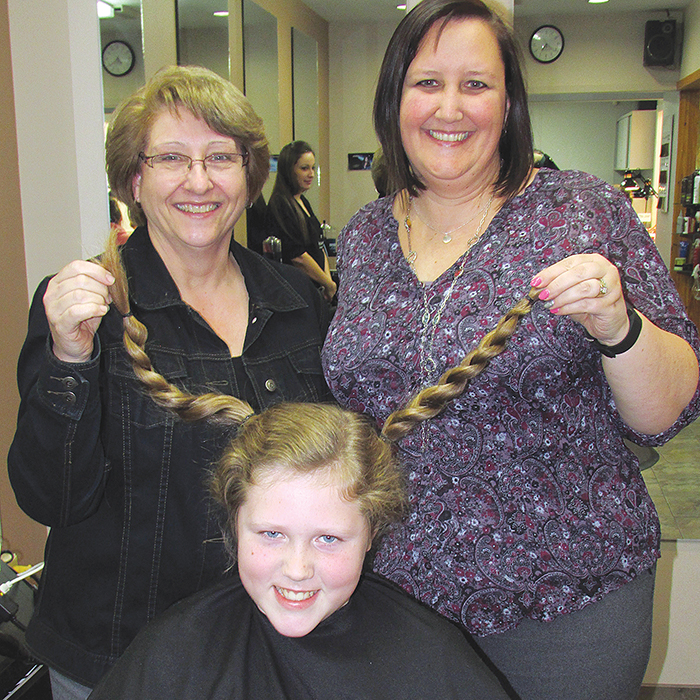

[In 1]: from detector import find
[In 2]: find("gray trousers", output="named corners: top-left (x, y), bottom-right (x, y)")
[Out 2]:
top-left (474, 565), bottom-right (656, 700)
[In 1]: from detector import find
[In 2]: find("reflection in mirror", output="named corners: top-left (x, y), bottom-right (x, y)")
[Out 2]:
top-left (243, 0), bottom-right (279, 203)
top-left (177, 0), bottom-right (229, 78)
top-left (292, 27), bottom-right (320, 214)
top-left (99, 0), bottom-right (144, 111)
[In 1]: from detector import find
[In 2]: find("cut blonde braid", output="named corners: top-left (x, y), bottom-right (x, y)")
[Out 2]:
top-left (99, 227), bottom-right (537, 438)
top-left (381, 288), bottom-right (540, 442)
top-left (99, 229), bottom-right (254, 427)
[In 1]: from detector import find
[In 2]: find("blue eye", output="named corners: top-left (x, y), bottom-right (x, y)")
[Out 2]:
top-left (319, 535), bottom-right (338, 544)
top-left (262, 531), bottom-right (282, 539)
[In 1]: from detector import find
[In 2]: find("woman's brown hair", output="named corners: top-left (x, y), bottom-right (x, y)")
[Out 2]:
top-left (106, 64), bottom-right (270, 228)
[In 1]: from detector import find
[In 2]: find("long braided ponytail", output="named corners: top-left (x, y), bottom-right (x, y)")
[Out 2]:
top-left (381, 288), bottom-right (540, 442)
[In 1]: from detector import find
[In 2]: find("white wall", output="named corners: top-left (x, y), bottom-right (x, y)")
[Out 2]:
top-left (9, 0), bottom-right (109, 296)
top-left (681, 0), bottom-right (700, 81)
top-left (328, 20), bottom-right (399, 232)
top-left (515, 11), bottom-right (682, 98)
top-left (529, 99), bottom-right (644, 184)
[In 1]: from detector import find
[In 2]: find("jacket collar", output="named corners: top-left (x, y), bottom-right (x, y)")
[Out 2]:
top-left (121, 226), bottom-right (308, 314)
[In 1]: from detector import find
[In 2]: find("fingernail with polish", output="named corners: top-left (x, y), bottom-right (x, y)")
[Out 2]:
top-left (531, 276), bottom-right (542, 287)
top-left (543, 300), bottom-right (555, 309)
top-left (539, 289), bottom-right (550, 301)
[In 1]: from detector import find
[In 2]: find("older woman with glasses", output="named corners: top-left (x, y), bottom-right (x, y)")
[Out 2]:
top-left (9, 65), bottom-right (330, 699)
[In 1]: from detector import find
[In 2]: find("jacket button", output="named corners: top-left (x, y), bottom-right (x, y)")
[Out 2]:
top-left (63, 392), bottom-right (77, 404)
top-left (62, 377), bottom-right (78, 390)
top-left (265, 379), bottom-right (277, 392)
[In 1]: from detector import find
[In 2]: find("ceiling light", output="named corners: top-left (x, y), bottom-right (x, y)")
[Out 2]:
top-left (214, 11), bottom-right (229, 17)
top-left (588, 0), bottom-right (609, 4)
top-left (97, 1), bottom-right (114, 19)
top-left (397, 4), bottom-right (407, 9)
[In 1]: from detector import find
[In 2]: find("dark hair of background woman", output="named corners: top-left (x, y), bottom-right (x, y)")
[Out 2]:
top-left (268, 140), bottom-right (315, 244)
top-left (373, 0), bottom-right (533, 200)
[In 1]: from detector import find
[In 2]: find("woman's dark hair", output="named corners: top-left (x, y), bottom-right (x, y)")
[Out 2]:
top-left (374, 0), bottom-right (533, 200)
top-left (268, 140), bottom-right (315, 245)
top-left (371, 147), bottom-right (390, 198)
top-left (273, 140), bottom-right (315, 197)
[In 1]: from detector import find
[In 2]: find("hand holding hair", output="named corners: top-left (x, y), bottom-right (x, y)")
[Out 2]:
top-left (43, 260), bottom-right (115, 364)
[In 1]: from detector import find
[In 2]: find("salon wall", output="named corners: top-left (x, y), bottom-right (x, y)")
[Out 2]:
top-left (514, 11), bottom-right (682, 98)
top-left (680, 0), bottom-right (700, 81)
top-left (0, 0), bottom-right (48, 565)
top-left (328, 20), bottom-right (400, 234)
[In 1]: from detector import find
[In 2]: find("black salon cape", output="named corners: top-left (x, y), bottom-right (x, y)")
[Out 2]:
top-left (88, 572), bottom-right (509, 699)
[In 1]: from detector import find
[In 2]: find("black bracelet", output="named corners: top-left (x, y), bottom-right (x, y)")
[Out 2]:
top-left (584, 304), bottom-right (643, 358)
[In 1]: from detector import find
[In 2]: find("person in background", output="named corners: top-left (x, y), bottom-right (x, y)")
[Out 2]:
top-left (371, 146), bottom-right (390, 198)
top-left (9, 65), bottom-right (330, 700)
top-left (243, 192), bottom-right (269, 256)
top-left (322, 2), bottom-right (700, 699)
top-left (266, 140), bottom-right (337, 301)
top-left (108, 194), bottom-right (131, 245)
top-left (87, 402), bottom-right (511, 700)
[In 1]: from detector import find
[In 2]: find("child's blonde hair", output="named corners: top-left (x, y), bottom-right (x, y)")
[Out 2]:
top-left (209, 403), bottom-right (406, 561)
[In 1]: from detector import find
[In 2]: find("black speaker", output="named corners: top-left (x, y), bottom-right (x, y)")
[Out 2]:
top-left (643, 19), bottom-right (677, 67)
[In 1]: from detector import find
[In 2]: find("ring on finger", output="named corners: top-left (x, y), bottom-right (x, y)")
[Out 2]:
top-left (597, 278), bottom-right (608, 297)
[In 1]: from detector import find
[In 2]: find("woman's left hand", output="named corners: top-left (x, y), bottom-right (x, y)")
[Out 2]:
top-left (531, 253), bottom-right (630, 346)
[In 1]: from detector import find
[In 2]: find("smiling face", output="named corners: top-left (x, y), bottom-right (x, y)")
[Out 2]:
top-left (132, 107), bottom-right (248, 259)
top-left (399, 17), bottom-right (508, 194)
top-left (236, 467), bottom-right (372, 638)
top-left (293, 151), bottom-right (316, 194)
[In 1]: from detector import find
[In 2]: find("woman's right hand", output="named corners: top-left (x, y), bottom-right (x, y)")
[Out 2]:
top-left (43, 260), bottom-right (115, 363)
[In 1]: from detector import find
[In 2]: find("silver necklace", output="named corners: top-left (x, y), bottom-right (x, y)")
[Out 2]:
top-left (404, 191), bottom-right (494, 274)
top-left (409, 195), bottom-right (488, 244)
top-left (404, 191), bottom-right (494, 384)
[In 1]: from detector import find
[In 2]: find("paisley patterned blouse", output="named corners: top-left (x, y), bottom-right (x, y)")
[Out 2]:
top-left (322, 169), bottom-right (700, 637)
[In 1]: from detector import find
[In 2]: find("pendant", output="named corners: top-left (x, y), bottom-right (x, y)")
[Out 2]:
top-left (407, 250), bottom-right (417, 267)
top-left (442, 232), bottom-right (452, 244)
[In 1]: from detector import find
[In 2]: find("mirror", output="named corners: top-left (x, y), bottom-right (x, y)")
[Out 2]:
top-left (99, 0), bottom-right (144, 111)
top-left (292, 27), bottom-right (320, 214)
top-left (176, 0), bottom-right (229, 78)
top-left (243, 0), bottom-right (279, 203)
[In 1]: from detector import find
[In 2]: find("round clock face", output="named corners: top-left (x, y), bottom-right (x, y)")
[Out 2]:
top-left (529, 25), bottom-right (564, 64)
top-left (102, 40), bottom-right (135, 77)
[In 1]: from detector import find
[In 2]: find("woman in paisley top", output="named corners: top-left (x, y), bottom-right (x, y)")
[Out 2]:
top-left (322, 2), bottom-right (700, 699)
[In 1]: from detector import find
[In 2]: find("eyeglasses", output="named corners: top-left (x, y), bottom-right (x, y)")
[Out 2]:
top-left (139, 151), bottom-right (249, 175)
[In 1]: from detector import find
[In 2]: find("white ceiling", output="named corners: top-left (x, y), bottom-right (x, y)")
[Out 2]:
top-left (107, 0), bottom-right (693, 31)
top-left (299, 0), bottom-right (691, 24)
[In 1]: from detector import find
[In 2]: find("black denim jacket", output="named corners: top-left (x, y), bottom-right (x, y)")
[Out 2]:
top-left (8, 227), bottom-right (331, 686)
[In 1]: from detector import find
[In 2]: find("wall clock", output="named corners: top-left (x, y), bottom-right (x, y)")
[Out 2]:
top-left (102, 40), bottom-right (135, 77)
top-left (529, 25), bottom-right (564, 64)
